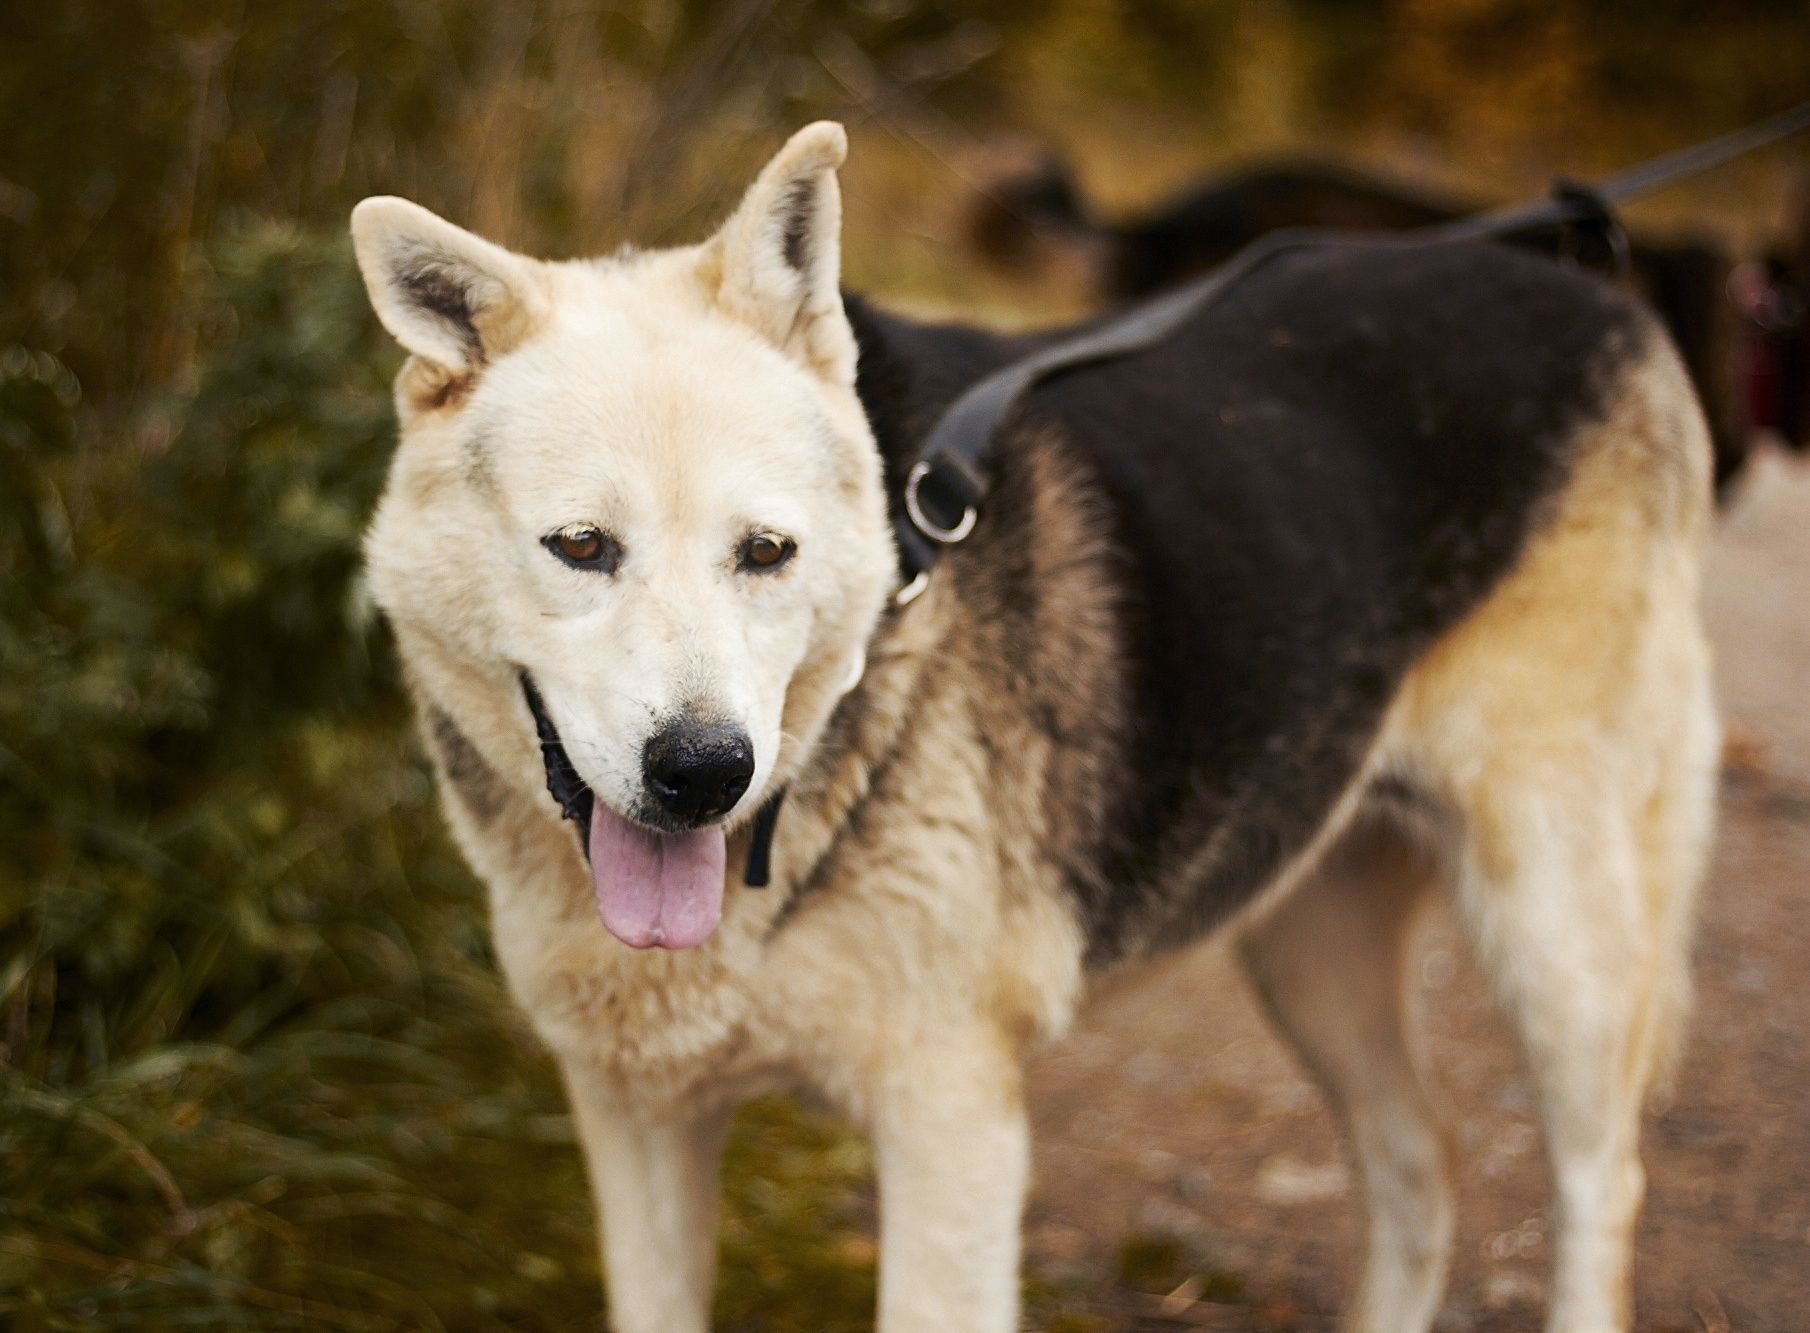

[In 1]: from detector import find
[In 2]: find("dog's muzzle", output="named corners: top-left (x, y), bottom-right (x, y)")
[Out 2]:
top-left (517, 672), bottom-right (783, 887)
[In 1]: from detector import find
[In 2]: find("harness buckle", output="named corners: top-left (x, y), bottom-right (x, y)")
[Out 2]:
top-left (903, 457), bottom-right (980, 544)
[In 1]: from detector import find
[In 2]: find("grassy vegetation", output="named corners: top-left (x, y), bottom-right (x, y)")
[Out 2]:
top-left (3, 2), bottom-right (1806, 1328)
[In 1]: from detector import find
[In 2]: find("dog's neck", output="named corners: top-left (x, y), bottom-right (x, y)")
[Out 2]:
top-left (751, 562), bottom-right (957, 918)
top-left (746, 297), bottom-right (1024, 909)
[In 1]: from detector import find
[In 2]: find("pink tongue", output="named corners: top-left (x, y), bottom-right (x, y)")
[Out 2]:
top-left (588, 798), bottom-right (727, 950)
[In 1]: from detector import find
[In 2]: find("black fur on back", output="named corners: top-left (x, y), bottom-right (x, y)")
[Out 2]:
top-left (847, 239), bottom-right (1662, 963)
top-left (971, 158), bottom-right (1747, 495)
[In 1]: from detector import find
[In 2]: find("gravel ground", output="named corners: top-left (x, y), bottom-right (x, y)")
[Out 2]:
top-left (1022, 449), bottom-right (1810, 1332)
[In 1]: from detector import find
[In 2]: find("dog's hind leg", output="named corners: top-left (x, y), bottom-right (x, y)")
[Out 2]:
top-left (1457, 805), bottom-right (1650, 1332)
top-left (1390, 351), bottom-right (1717, 1332)
top-left (1411, 532), bottom-right (1717, 1333)
top-left (1239, 815), bottom-right (1455, 1333)
top-left (561, 1062), bottom-right (730, 1333)
top-left (1453, 740), bottom-right (1711, 1333)
top-left (1447, 668), bottom-right (1715, 1333)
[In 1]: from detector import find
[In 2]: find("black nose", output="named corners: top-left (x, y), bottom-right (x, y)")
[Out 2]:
top-left (642, 721), bottom-right (755, 826)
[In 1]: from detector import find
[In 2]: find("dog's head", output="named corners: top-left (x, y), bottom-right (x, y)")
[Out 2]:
top-left (353, 123), bottom-right (893, 949)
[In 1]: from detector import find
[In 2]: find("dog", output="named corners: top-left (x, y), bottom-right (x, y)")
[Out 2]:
top-left (969, 152), bottom-right (1810, 498)
top-left (351, 123), bottom-right (1719, 1332)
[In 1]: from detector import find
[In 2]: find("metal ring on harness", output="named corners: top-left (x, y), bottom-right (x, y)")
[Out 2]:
top-left (904, 459), bottom-right (979, 544)
top-left (894, 570), bottom-right (931, 606)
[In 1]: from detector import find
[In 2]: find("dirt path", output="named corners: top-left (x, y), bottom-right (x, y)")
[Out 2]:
top-left (1023, 451), bottom-right (1810, 1332)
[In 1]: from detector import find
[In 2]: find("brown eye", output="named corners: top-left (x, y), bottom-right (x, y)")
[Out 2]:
top-left (740, 532), bottom-right (795, 572)
top-left (545, 526), bottom-right (620, 572)
top-left (559, 530), bottom-right (601, 562)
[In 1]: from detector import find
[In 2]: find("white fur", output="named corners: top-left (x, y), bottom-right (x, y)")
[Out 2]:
top-left (360, 124), bottom-right (889, 845)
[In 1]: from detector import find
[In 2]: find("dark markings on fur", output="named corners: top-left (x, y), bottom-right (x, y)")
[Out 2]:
top-left (780, 180), bottom-right (815, 275)
top-left (764, 634), bottom-right (927, 937)
top-left (399, 255), bottom-right (485, 364)
top-left (426, 374), bottom-right (473, 412)
top-left (844, 240), bottom-right (1659, 965)
top-left (463, 424), bottom-right (498, 487)
top-left (429, 708), bottom-right (504, 822)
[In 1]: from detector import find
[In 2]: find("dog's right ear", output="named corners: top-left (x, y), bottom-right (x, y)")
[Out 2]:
top-left (350, 197), bottom-right (545, 375)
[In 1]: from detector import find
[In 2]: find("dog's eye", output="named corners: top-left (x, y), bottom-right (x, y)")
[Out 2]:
top-left (739, 532), bottom-right (795, 573)
top-left (544, 525), bottom-right (622, 573)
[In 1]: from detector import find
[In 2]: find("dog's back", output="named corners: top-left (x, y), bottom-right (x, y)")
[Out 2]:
top-left (970, 156), bottom-right (1755, 493)
top-left (852, 238), bottom-right (1706, 963)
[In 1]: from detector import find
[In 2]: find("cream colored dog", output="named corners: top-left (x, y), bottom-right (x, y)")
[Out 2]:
top-left (352, 123), bottom-right (1717, 1332)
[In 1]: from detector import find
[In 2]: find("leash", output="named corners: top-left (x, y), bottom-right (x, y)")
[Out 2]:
top-left (891, 101), bottom-right (1810, 597)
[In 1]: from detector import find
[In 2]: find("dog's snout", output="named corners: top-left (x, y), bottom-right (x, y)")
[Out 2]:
top-left (642, 721), bottom-right (755, 825)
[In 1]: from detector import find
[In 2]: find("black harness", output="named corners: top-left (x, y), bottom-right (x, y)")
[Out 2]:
top-left (533, 102), bottom-right (1810, 890)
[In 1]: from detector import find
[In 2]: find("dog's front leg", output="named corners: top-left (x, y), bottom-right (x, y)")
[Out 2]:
top-left (870, 1030), bottom-right (1030, 1333)
top-left (561, 1061), bottom-right (729, 1333)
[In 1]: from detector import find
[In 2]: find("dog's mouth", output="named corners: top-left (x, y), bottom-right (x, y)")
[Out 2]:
top-left (520, 674), bottom-right (726, 951)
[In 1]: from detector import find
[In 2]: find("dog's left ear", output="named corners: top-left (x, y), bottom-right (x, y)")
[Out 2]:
top-left (710, 122), bottom-right (855, 384)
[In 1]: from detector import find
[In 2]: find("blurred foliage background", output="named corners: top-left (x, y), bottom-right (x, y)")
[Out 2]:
top-left (1, 2), bottom-right (1806, 1328)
